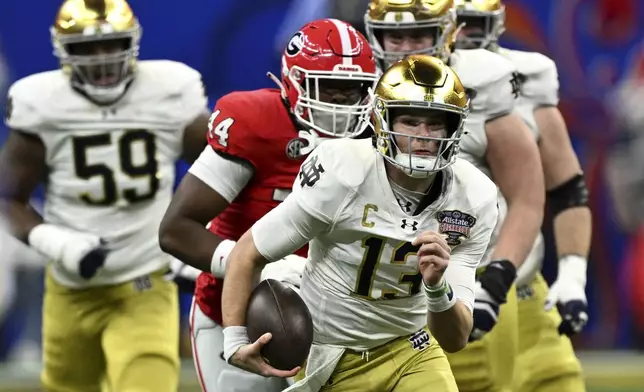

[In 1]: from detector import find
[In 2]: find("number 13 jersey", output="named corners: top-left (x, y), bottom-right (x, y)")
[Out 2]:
top-left (252, 138), bottom-right (499, 350)
top-left (5, 60), bottom-right (207, 288)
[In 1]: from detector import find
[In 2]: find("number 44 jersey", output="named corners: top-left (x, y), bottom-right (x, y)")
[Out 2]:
top-left (5, 60), bottom-right (207, 288)
top-left (252, 138), bottom-right (500, 350)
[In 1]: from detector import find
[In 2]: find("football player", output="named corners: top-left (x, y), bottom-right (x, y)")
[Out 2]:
top-left (454, 1), bottom-right (592, 391)
top-left (221, 55), bottom-right (499, 392)
top-left (158, 19), bottom-right (378, 392)
top-left (0, 0), bottom-right (210, 391)
top-left (364, 0), bottom-right (546, 391)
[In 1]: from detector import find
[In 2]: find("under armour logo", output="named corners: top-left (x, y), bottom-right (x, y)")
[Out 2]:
top-left (409, 329), bottom-right (431, 351)
top-left (396, 198), bottom-right (412, 213)
top-left (401, 219), bottom-right (418, 232)
top-left (299, 155), bottom-right (325, 187)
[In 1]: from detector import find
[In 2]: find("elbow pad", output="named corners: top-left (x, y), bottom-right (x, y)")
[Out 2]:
top-left (547, 173), bottom-right (589, 217)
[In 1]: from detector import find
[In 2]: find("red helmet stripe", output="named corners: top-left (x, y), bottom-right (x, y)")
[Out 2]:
top-left (329, 18), bottom-right (354, 66)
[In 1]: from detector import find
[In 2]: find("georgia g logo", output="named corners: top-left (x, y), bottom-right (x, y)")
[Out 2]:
top-left (286, 31), bottom-right (305, 57)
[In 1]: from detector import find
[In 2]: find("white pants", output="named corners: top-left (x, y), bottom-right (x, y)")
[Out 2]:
top-left (189, 297), bottom-right (289, 392)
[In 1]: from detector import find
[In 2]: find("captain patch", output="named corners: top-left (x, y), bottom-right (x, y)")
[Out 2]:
top-left (437, 210), bottom-right (477, 246)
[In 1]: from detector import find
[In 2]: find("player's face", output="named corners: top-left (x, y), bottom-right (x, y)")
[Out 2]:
top-left (391, 110), bottom-right (448, 156)
top-left (315, 79), bottom-right (365, 105)
top-left (68, 38), bottom-right (130, 87)
top-left (455, 16), bottom-right (486, 49)
top-left (382, 28), bottom-right (435, 54)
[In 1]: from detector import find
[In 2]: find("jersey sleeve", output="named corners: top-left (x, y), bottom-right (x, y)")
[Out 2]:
top-left (188, 146), bottom-right (254, 203)
top-left (206, 94), bottom-right (261, 168)
top-left (445, 191), bottom-right (499, 312)
top-left (523, 62), bottom-right (560, 107)
top-left (473, 72), bottom-right (517, 122)
top-left (178, 75), bottom-right (209, 127)
top-left (5, 79), bottom-right (46, 132)
top-left (251, 143), bottom-right (353, 261)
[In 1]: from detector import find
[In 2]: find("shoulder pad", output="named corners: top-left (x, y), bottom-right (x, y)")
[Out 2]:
top-left (499, 49), bottom-right (555, 77)
top-left (5, 71), bottom-right (69, 132)
top-left (312, 138), bottom-right (374, 190)
top-left (128, 60), bottom-right (203, 101)
top-left (450, 158), bottom-right (498, 208)
top-left (500, 49), bottom-right (559, 105)
top-left (450, 49), bottom-right (517, 90)
top-left (206, 89), bottom-right (285, 167)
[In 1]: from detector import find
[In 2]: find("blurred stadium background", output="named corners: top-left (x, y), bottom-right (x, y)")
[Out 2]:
top-left (1, 0), bottom-right (644, 390)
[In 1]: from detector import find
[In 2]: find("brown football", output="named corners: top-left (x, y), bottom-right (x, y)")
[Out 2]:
top-left (246, 279), bottom-right (313, 371)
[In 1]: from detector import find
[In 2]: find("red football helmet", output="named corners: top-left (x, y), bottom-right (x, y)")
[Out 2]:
top-left (278, 19), bottom-right (378, 138)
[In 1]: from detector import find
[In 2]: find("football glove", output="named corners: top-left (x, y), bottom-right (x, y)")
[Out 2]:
top-left (470, 259), bottom-right (516, 341)
top-left (545, 255), bottom-right (589, 336)
top-left (28, 223), bottom-right (107, 280)
top-left (260, 254), bottom-right (306, 289)
top-left (166, 258), bottom-right (202, 293)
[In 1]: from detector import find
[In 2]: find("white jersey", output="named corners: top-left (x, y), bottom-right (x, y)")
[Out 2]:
top-left (5, 60), bottom-right (208, 288)
top-left (449, 49), bottom-right (519, 268)
top-left (252, 138), bottom-right (499, 350)
top-left (499, 48), bottom-right (560, 141)
top-left (499, 49), bottom-right (560, 285)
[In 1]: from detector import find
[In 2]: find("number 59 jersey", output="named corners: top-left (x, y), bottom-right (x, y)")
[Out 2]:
top-left (5, 60), bottom-right (208, 288)
top-left (253, 138), bottom-right (499, 350)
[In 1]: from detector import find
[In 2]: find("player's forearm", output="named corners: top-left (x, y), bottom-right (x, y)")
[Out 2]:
top-left (221, 230), bottom-right (266, 327)
top-left (158, 216), bottom-right (226, 272)
top-left (553, 207), bottom-right (591, 258)
top-left (0, 199), bottom-right (43, 242)
top-left (492, 200), bottom-right (543, 269)
top-left (427, 302), bottom-right (472, 353)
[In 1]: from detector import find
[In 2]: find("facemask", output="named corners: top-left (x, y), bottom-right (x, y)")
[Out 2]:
top-left (310, 103), bottom-right (359, 137)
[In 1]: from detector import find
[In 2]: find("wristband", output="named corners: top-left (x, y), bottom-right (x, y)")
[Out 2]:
top-left (222, 326), bottom-right (251, 363)
top-left (210, 239), bottom-right (236, 278)
top-left (423, 277), bottom-right (457, 313)
top-left (558, 255), bottom-right (587, 286)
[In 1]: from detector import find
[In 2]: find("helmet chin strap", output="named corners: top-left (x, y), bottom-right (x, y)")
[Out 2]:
top-left (267, 72), bottom-right (287, 100)
top-left (298, 129), bottom-right (331, 156)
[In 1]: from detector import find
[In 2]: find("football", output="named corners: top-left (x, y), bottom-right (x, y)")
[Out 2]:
top-left (246, 279), bottom-right (313, 371)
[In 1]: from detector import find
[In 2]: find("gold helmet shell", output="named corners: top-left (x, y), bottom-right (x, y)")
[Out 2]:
top-left (453, 0), bottom-right (505, 49)
top-left (373, 54), bottom-right (469, 175)
top-left (364, 0), bottom-right (458, 66)
top-left (51, 0), bottom-right (142, 104)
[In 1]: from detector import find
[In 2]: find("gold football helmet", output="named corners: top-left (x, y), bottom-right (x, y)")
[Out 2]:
top-left (453, 0), bottom-right (505, 49)
top-left (364, 0), bottom-right (458, 67)
top-left (372, 55), bottom-right (469, 176)
top-left (51, 0), bottom-right (141, 104)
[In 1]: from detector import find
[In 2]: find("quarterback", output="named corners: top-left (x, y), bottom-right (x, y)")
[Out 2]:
top-left (0, 0), bottom-right (209, 391)
top-left (455, 1), bottom-right (592, 391)
top-left (364, 0), bottom-right (546, 391)
top-left (221, 56), bottom-right (499, 391)
top-left (159, 19), bottom-right (379, 392)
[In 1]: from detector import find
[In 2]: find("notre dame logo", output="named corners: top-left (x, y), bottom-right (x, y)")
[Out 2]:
top-left (299, 155), bottom-right (325, 187)
top-left (4, 95), bottom-right (13, 122)
top-left (510, 72), bottom-right (526, 98)
top-left (286, 31), bottom-right (305, 57)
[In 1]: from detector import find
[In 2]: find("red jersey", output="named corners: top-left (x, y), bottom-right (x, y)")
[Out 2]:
top-left (195, 88), bottom-right (309, 324)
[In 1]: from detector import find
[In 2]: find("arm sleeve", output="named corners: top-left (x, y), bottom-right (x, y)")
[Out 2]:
top-left (251, 143), bottom-right (350, 261)
top-left (445, 194), bottom-right (500, 312)
top-left (188, 146), bottom-right (253, 203)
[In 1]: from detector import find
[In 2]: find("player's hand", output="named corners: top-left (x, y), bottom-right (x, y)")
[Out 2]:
top-left (165, 258), bottom-right (202, 293)
top-left (545, 256), bottom-right (589, 336)
top-left (412, 231), bottom-right (451, 286)
top-left (229, 333), bottom-right (301, 378)
top-left (28, 224), bottom-right (107, 280)
top-left (260, 254), bottom-right (306, 289)
top-left (470, 260), bottom-right (516, 341)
